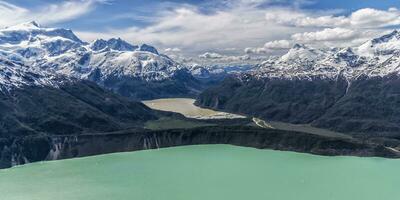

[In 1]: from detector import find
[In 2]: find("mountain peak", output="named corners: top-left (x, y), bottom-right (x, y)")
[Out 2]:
top-left (371, 30), bottom-right (400, 45)
top-left (90, 38), bottom-right (138, 51)
top-left (280, 44), bottom-right (322, 62)
top-left (26, 21), bottom-right (40, 28)
top-left (292, 43), bottom-right (308, 50)
top-left (138, 44), bottom-right (159, 54)
top-left (7, 21), bottom-right (41, 30)
top-left (357, 29), bottom-right (400, 57)
top-left (107, 38), bottom-right (138, 51)
top-left (337, 47), bottom-right (354, 54)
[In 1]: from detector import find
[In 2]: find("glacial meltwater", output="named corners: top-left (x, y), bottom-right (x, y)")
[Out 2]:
top-left (142, 98), bottom-right (245, 119)
top-left (0, 145), bottom-right (398, 200)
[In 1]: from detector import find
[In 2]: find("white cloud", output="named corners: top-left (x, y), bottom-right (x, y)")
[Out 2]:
top-left (264, 40), bottom-right (291, 49)
top-left (266, 7), bottom-right (400, 28)
top-left (244, 47), bottom-right (269, 54)
top-left (265, 9), bottom-right (348, 27)
top-left (199, 52), bottom-right (224, 59)
top-left (220, 54), bottom-right (251, 62)
top-left (164, 47), bottom-right (181, 52)
top-left (76, 5), bottom-right (298, 56)
top-left (349, 8), bottom-right (400, 28)
top-left (0, 0), bottom-right (101, 27)
top-left (291, 28), bottom-right (357, 42)
top-left (241, 7), bottom-right (400, 55)
top-left (71, 3), bottom-right (400, 58)
top-left (197, 51), bottom-right (252, 64)
top-left (245, 40), bottom-right (290, 54)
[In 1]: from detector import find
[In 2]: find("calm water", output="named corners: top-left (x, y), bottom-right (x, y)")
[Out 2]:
top-left (142, 98), bottom-right (244, 119)
top-left (0, 145), bottom-right (398, 200)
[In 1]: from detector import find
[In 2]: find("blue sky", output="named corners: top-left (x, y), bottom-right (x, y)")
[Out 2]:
top-left (1, 0), bottom-right (400, 60)
top-left (5, 0), bottom-right (400, 30)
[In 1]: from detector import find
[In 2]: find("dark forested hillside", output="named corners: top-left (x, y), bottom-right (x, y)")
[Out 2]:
top-left (0, 81), bottom-right (158, 137)
top-left (197, 74), bottom-right (400, 137)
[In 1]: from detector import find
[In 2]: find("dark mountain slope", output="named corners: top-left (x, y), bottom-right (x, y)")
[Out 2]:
top-left (0, 80), bottom-right (158, 137)
top-left (197, 31), bottom-right (400, 137)
top-left (196, 74), bottom-right (400, 137)
top-left (197, 75), bottom-right (348, 123)
top-left (312, 75), bottom-right (400, 136)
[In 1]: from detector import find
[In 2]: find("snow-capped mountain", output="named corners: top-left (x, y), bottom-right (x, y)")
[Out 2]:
top-left (358, 30), bottom-right (400, 57)
top-left (257, 30), bottom-right (400, 80)
top-left (0, 55), bottom-right (68, 92)
top-left (0, 22), bottom-right (199, 99)
top-left (185, 62), bottom-right (257, 79)
top-left (0, 21), bottom-right (181, 80)
top-left (90, 38), bottom-right (138, 52)
top-left (197, 30), bottom-right (400, 136)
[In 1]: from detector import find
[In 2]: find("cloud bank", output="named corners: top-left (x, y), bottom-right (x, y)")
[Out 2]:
top-left (2, 0), bottom-right (400, 62)
top-left (0, 0), bottom-right (104, 27)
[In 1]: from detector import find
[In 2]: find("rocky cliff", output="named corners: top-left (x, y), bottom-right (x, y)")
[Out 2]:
top-left (1, 126), bottom-right (398, 169)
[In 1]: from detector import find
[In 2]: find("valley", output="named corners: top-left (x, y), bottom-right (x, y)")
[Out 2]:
top-left (143, 98), bottom-right (350, 139)
top-left (2, 93), bottom-right (400, 169)
top-left (1, 1), bottom-right (400, 199)
top-left (1, 22), bottom-right (400, 170)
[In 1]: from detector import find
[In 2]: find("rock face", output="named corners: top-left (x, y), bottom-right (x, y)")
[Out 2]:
top-left (0, 21), bottom-right (201, 99)
top-left (197, 31), bottom-right (400, 137)
top-left (1, 126), bottom-right (398, 169)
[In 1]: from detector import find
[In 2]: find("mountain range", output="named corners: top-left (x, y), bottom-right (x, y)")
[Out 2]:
top-left (0, 22), bottom-right (196, 136)
top-left (197, 30), bottom-right (400, 137)
top-left (3, 22), bottom-right (400, 138)
top-left (1, 22), bottom-right (400, 167)
top-left (3, 22), bottom-right (400, 137)
top-left (0, 21), bottom-right (201, 100)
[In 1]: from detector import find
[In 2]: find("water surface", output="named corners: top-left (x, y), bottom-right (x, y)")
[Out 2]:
top-left (143, 98), bottom-right (244, 119)
top-left (0, 145), bottom-right (398, 200)
top-left (143, 98), bottom-right (349, 138)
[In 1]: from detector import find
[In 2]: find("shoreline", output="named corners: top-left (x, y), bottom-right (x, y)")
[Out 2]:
top-left (1, 125), bottom-right (399, 169)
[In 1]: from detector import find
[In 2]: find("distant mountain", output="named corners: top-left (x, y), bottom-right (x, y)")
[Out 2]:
top-left (197, 30), bottom-right (400, 137)
top-left (252, 31), bottom-right (400, 80)
top-left (0, 21), bottom-right (201, 99)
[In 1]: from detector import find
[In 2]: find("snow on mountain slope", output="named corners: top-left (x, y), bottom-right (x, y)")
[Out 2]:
top-left (3, 22), bottom-right (400, 93)
top-left (90, 38), bottom-right (138, 52)
top-left (0, 21), bottom-right (83, 59)
top-left (0, 22), bottom-right (184, 92)
top-left (280, 44), bottom-right (324, 62)
top-left (87, 50), bottom-right (179, 81)
top-left (0, 56), bottom-right (66, 92)
top-left (357, 30), bottom-right (400, 57)
top-left (256, 30), bottom-right (400, 80)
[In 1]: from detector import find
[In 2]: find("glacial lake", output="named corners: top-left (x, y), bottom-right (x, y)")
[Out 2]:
top-left (143, 98), bottom-right (350, 139)
top-left (0, 145), bottom-right (399, 200)
top-left (143, 98), bottom-right (245, 119)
